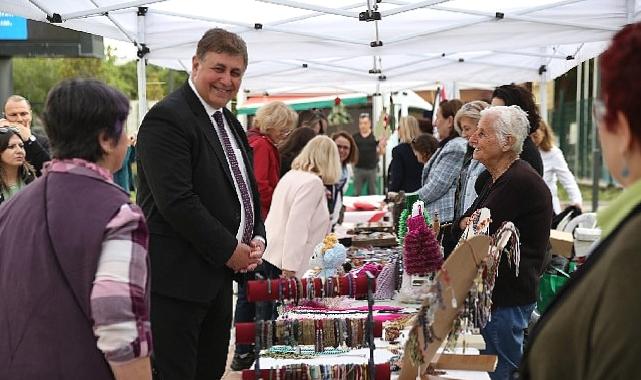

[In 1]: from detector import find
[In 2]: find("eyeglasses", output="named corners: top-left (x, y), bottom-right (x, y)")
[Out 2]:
top-left (0, 127), bottom-right (20, 134)
top-left (592, 99), bottom-right (606, 124)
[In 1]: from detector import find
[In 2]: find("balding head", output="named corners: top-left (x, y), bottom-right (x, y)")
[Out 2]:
top-left (4, 95), bottom-right (32, 129)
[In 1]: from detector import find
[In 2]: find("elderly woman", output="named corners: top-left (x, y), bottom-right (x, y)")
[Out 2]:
top-left (248, 101), bottom-right (298, 219)
top-left (417, 99), bottom-right (467, 255)
top-left (520, 22), bottom-right (641, 380)
top-left (531, 120), bottom-right (583, 214)
top-left (389, 115), bottom-right (423, 192)
top-left (263, 135), bottom-right (341, 278)
top-left (453, 100), bottom-right (489, 223)
top-left (455, 106), bottom-right (552, 380)
top-left (329, 131), bottom-right (359, 227)
top-left (0, 79), bottom-right (152, 379)
top-left (0, 127), bottom-right (36, 206)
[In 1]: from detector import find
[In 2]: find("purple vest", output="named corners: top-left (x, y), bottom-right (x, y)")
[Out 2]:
top-left (0, 171), bottom-right (131, 379)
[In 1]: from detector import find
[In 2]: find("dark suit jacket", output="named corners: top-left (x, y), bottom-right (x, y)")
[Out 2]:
top-left (136, 82), bottom-right (265, 303)
top-left (388, 142), bottom-right (423, 193)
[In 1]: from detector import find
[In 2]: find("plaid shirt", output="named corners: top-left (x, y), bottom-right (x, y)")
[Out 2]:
top-left (46, 159), bottom-right (152, 363)
top-left (417, 137), bottom-right (468, 223)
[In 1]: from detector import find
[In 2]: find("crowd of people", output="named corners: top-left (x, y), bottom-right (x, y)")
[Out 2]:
top-left (1, 21), bottom-right (641, 380)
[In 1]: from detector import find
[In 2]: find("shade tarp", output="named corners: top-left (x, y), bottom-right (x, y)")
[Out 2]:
top-left (2, 0), bottom-right (640, 93)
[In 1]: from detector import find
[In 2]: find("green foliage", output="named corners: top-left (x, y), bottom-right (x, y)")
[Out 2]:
top-left (12, 46), bottom-right (188, 116)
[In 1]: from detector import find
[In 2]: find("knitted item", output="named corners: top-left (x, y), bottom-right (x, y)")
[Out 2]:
top-left (374, 260), bottom-right (397, 300)
top-left (403, 214), bottom-right (443, 275)
top-left (397, 208), bottom-right (432, 245)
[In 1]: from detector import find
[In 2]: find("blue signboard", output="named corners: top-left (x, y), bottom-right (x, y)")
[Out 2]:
top-left (0, 13), bottom-right (28, 40)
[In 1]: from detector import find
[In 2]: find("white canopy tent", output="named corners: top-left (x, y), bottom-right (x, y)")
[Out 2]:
top-left (2, 0), bottom-right (640, 124)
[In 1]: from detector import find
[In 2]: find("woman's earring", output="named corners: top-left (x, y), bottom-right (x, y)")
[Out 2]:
top-left (621, 161), bottom-right (630, 178)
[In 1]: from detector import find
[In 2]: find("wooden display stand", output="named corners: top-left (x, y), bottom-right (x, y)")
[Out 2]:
top-left (398, 235), bottom-right (495, 380)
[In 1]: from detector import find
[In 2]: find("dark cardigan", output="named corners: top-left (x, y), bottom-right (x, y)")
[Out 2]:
top-left (455, 159), bottom-right (553, 307)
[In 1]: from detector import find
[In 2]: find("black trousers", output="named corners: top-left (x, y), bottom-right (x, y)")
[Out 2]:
top-left (151, 285), bottom-right (232, 380)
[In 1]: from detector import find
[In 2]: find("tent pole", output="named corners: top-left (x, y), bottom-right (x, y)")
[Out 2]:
top-left (574, 62), bottom-right (582, 176)
top-left (627, 0), bottom-right (636, 22)
top-left (136, 7), bottom-right (148, 128)
top-left (539, 49), bottom-right (549, 125)
top-left (591, 58), bottom-right (600, 212)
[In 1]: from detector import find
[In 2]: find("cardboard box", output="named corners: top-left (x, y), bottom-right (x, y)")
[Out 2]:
top-left (549, 229), bottom-right (574, 258)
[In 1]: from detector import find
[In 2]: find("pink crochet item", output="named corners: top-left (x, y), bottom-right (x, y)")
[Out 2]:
top-left (403, 214), bottom-right (442, 275)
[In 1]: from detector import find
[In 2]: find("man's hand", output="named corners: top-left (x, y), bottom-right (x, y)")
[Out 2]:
top-left (13, 124), bottom-right (31, 141)
top-left (245, 238), bottom-right (265, 271)
top-left (225, 242), bottom-right (260, 272)
top-left (0, 119), bottom-right (30, 141)
top-left (281, 270), bottom-right (296, 278)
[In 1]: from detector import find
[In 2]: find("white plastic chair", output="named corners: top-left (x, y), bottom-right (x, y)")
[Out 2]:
top-left (563, 212), bottom-right (597, 234)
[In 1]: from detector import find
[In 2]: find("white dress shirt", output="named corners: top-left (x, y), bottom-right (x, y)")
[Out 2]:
top-left (189, 78), bottom-right (254, 242)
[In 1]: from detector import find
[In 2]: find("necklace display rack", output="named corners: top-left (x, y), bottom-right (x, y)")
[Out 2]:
top-left (239, 273), bottom-right (391, 380)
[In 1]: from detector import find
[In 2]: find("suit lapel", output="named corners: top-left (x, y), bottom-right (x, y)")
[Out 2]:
top-left (182, 84), bottom-right (235, 187)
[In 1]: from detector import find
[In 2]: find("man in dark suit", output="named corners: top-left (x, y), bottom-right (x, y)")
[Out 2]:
top-left (136, 28), bottom-right (265, 380)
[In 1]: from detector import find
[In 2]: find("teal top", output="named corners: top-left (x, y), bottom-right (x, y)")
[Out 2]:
top-left (1, 179), bottom-right (24, 202)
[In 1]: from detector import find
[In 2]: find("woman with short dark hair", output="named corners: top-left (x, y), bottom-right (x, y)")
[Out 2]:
top-left (0, 78), bottom-right (152, 380)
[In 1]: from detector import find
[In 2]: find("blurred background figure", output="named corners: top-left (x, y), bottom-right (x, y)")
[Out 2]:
top-left (417, 99), bottom-right (466, 256)
top-left (531, 120), bottom-right (583, 214)
top-left (0, 127), bottom-right (36, 206)
top-left (112, 134), bottom-right (137, 194)
top-left (247, 101), bottom-right (298, 219)
top-left (521, 21), bottom-right (641, 380)
top-left (352, 113), bottom-right (386, 195)
top-left (296, 108), bottom-right (327, 135)
top-left (410, 133), bottom-right (439, 165)
top-left (453, 100), bottom-right (489, 222)
top-left (388, 115), bottom-right (423, 193)
top-left (329, 131), bottom-right (359, 227)
top-left (0, 78), bottom-right (152, 380)
top-left (279, 127), bottom-right (317, 177)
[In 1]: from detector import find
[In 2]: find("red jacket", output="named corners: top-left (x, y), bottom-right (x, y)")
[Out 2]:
top-left (248, 128), bottom-right (281, 220)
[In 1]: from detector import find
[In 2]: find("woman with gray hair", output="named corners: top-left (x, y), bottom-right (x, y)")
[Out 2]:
top-left (452, 100), bottom-right (489, 222)
top-left (454, 105), bottom-right (552, 380)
